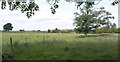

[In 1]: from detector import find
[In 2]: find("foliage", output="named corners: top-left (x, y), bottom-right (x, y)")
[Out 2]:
top-left (60, 29), bottom-right (73, 33)
top-left (115, 28), bottom-right (120, 33)
top-left (0, 0), bottom-right (59, 18)
top-left (111, 0), bottom-right (120, 5)
top-left (95, 23), bottom-right (119, 33)
top-left (1, 0), bottom-right (39, 18)
top-left (19, 29), bottom-right (25, 32)
top-left (46, 0), bottom-right (59, 14)
top-left (47, 28), bottom-right (73, 33)
top-left (37, 30), bottom-right (41, 32)
top-left (3, 23), bottom-right (13, 32)
top-left (47, 29), bottom-right (50, 33)
top-left (51, 28), bottom-right (60, 33)
top-left (65, 0), bottom-right (120, 5)
top-left (74, 2), bottom-right (114, 36)
top-left (1, 0), bottom-right (119, 18)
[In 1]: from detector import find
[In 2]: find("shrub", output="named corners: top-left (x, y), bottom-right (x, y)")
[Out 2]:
top-left (37, 30), bottom-right (41, 32)
top-left (19, 29), bottom-right (25, 32)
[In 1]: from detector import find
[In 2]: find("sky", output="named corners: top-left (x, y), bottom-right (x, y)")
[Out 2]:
top-left (0, 0), bottom-right (118, 31)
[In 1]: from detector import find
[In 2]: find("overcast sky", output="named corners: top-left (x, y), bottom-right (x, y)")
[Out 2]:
top-left (0, 0), bottom-right (118, 31)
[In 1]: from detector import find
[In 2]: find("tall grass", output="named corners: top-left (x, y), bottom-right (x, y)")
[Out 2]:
top-left (2, 32), bottom-right (118, 60)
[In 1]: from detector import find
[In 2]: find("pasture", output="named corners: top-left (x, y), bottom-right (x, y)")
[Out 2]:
top-left (2, 32), bottom-right (118, 60)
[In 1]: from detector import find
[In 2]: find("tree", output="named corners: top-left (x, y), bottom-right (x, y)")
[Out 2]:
top-left (52, 28), bottom-right (60, 33)
top-left (0, 0), bottom-right (119, 18)
top-left (37, 30), bottom-right (40, 32)
top-left (20, 29), bottom-right (25, 32)
top-left (48, 29), bottom-right (51, 33)
top-left (3, 23), bottom-right (13, 32)
top-left (74, 2), bottom-right (114, 37)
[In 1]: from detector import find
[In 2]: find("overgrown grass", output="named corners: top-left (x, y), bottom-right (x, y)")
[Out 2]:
top-left (2, 32), bottom-right (118, 60)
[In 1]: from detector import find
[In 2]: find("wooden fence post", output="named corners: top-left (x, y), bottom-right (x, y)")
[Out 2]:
top-left (10, 37), bottom-right (13, 52)
top-left (25, 38), bottom-right (28, 48)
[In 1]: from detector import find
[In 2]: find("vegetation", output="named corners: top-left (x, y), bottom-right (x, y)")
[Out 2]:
top-left (47, 28), bottom-right (73, 33)
top-left (111, 0), bottom-right (120, 5)
top-left (1, 0), bottom-right (39, 18)
top-left (3, 23), bottom-right (13, 32)
top-left (19, 29), bottom-right (25, 32)
top-left (2, 32), bottom-right (118, 60)
top-left (1, 0), bottom-right (119, 61)
top-left (74, 3), bottom-right (114, 37)
top-left (0, 0), bottom-right (119, 18)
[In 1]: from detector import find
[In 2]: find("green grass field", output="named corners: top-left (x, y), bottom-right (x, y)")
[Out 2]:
top-left (2, 32), bottom-right (118, 60)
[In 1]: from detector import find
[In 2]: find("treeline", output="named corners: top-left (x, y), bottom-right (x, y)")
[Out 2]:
top-left (4, 27), bottom-right (120, 34)
top-left (95, 27), bottom-right (120, 33)
top-left (18, 28), bottom-right (73, 33)
top-left (75, 27), bottom-right (120, 34)
top-left (47, 28), bottom-right (73, 33)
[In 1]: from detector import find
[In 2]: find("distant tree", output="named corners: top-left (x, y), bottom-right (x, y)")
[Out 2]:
top-left (33, 30), bottom-right (35, 32)
top-left (37, 30), bottom-right (40, 32)
top-left (3, 23), bottom-right (13, 32)
top-left (52, 28), bottom-right (60, 33)
top-left (20, 29), bottom-right (25, 32)
top-left (55, 28), bottom-right (58, 31)
top-left (48, 29), bottom-right (51, 33)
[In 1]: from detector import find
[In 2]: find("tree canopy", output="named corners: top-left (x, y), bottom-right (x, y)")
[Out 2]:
top-left (3, 23), bottom-right (13, 31)
top-left (1, 0), bottom-right (39, 18)
top-left (0, 0), bottom-right (119, 18)
top-left (74, 2), bottom-right (114, 37)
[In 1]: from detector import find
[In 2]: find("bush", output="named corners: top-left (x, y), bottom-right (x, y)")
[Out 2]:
top-left (115, 28), bottom-right (120, 33)
top-left (51, 28), bottom-right (60, 33)
top-left (61, 29), bottom-right (73, 33)
top-left (37, 30), bottom-right (41, 32)
top-left (19, 29), bottom-right (25, 32)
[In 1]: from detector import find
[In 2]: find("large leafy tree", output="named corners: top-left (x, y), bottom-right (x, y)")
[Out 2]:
top-left (3, 23), bottom-right (13, 31)
top-left (74, 2), bottom-right (114, 37)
